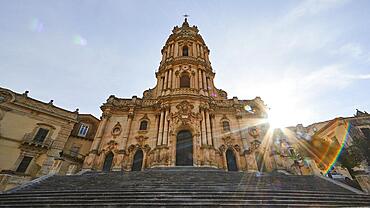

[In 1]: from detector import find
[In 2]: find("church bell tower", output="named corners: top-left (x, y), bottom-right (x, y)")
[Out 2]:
top-left (151, 18), bottom-right (221, 99)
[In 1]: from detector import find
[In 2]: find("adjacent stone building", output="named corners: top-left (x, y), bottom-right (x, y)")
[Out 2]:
top-left (288, 110), bottom-right (370, 192)
top-left (0, 87), bottom-right (98, 191)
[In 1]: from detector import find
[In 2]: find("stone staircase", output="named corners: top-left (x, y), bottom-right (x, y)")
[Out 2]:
top-left (1, 167), bottom-right (370, 207)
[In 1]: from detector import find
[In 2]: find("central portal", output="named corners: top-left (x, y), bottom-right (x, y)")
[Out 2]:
top-left (176, 130), bottom-right (193, 166)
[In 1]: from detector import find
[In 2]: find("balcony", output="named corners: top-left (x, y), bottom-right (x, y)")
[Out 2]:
top-left (60, 150), bottom-right (86, 163)
top-left (172, 88), bottom-right (199, 96)
top-left (22, 133), bottom-right (53, 148)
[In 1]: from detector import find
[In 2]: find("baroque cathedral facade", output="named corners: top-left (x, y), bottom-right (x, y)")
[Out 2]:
top-left (83, 19), bottom-right (271, 172)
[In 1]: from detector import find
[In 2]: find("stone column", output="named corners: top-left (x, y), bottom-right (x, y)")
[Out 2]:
top-left (192, 43), bottom-right (197, 58)
top-left (166, 48), bottom-right (170, 59)
top-left (154, 113), bottom-right (160, 147)
top-left (201, 109), bottom-right (207, 145)
top-left (121, 113), bottom-right (134, 150)
top-left (198, 69), bottom-right (202, 89)
top-left (202, 71), bottom-right (208, 95)
top-left (157, 110), bottom-right (165, 145)
top-left (91, 114), bottom-right (109, 151)
top-left (205, 110), bottom-right (212, 146)
top-left (173, 68), bottom-right (178, 88)
top-left (237, 118), bottom-right (249, 151)
top-left (210, 113), bottom-right (215, 146)
top-left (194, 71), bottom-right (199, 89)
top-left (174, 43), bottom-right (179, 57)
top-left (161, 52), bottom-right (165, 62)
top-left (205, 50), bottom-right (210, 62)
top-left (162, 108), bottom-right (170, 145)
top-left (200, 46), bottom-right (204, 58)
top-left (208, 76), bottom-right (214, 91)
top-left (157, 76), bottom-right (163, 96)
top-left (168, 69), bottom-right (172, 89)
top-left (164, 70), bottom-right (168, 90)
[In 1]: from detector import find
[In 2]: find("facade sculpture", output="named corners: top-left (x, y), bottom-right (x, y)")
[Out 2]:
top-left (83, 18), bottom-right (271, 172)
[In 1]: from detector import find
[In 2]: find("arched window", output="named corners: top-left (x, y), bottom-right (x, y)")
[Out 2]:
top-left (222, 121), bottom-right (231, 132)
top-left (139, 120), bottom-right (148, 130)
top-left (180, 74), bottom-right (190, 88)
top-left (182, 46), bottom-right (189, 56)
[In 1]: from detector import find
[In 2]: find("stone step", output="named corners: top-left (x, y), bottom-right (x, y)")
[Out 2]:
top-left (2, 169), bottom-right (368, 207)
top-left (1, 198), bottom-right (369, 207)
top-left (1, 194), bottom-right (369, 202)
top-left (0, 202), bottom-right (340, 207)
top-left (3, 189), bottom-right (361, 197)
top-left (1, 191), bottom-right (364, 197)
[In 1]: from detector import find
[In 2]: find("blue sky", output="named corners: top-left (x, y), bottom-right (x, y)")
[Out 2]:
top-left (1, 0), bottom-right (369, 127)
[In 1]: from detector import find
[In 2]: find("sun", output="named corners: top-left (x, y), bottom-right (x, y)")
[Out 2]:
top-left (267, 108), bottom-right (285, 129)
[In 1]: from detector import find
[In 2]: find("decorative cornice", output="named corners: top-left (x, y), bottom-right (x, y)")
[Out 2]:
top-left (160, 57), bottom-right (210, 70)
top-left (0, 87), bottom-right (78, 122)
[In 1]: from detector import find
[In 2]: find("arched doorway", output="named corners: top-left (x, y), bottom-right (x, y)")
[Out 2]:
top-left (176, 130), bottom-right (193, 166)
top-left (132, 149), bottom-right (144, 171)
top-left (226, 149), bottom-right (238, 171)
top-left (102, 151), bottom-right (114, 172)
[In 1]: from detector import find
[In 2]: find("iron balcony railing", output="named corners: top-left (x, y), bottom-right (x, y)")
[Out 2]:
top-left (22, 133), bottom-right (53, 148)
top-left (61, 150), bottom-right (86, 163)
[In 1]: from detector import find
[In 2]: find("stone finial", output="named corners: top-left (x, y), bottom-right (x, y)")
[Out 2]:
top-left (22, 90), bottom-right (29, 97)
top-left (182, 15), bottom-right (190, 27)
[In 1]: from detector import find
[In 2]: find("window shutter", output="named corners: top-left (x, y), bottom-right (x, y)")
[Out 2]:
top-left (16, 156), bottom-right (33, 173)
top-left (34, 128), bottom-right (49, 143)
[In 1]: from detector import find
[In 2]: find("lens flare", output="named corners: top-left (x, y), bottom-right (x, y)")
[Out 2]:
top-left (73, 35), bottom-right (87, 46)
top-left (29, 18), bottom-right (44, 32)
top-left (323, 123), bottom-right (350, 175)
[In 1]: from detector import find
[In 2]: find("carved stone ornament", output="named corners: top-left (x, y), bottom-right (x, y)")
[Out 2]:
top-left (135, 135), bottom-right (149, 146)
top-left (111, 122), bottom-right (122, 137)
top-left (222, 136), bottom-right (234, 145)
top-left (171, 101), bottom-right (201, 126)
top-left (99, 140), bottom-right (118, 155)
top-left (0, 90), bottom-right (14, 104)
top-left (128, 144), bottom-right (151, 153)
top-left (143, 89), bottom-right (153, 99)
top-left (249, 127), bottom-right (260, 138)
top-left (250, 139), bottom-right (261, 152)
top-left (218, 144), bottom-right (240, 153)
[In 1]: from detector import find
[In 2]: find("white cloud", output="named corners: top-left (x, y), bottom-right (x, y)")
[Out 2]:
top-left (284, 0), bottom-right (350, 21)
top-left (333, 43), bottom-right (370, 63)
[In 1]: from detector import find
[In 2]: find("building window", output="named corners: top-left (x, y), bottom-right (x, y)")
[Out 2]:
top-left (180, 74), bottom-right (190, 88)
top-left (139, 120), bottom-right (148, 130)
top-left (360, 128), bottom-right (370, 140)
top-left (78, 124), bottom-right (89, 137)
top-left (33, 128), bottom-right (49, 143)
top-left (223, 121), bottom-right (231, 132)
top-left (16, 156), bottom-right (33, 173)
top-left (70, 145), bottom-right (80, 157)
top-left (182, 46), bottom-right (189, 56)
